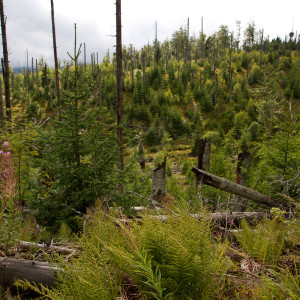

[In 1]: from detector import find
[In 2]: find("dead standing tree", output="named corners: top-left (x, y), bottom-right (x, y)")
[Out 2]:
top-left (0, 0), bottom-right (11, 124)
top-left (116, 0), bottom-right (124, 170)
top-left (50, 0), bottom-right (61, 116)
top-left (0, 75), bottom-right (4, 128)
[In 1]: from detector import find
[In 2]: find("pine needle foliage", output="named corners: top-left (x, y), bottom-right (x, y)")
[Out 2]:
top-left (235, 217), bottom-right (287, 265)
top-left (29, 27), bottom-right (118, 230)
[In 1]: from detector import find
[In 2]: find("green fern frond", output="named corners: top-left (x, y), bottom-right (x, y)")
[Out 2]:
top-left (236, 217), bottom-right (287, 264)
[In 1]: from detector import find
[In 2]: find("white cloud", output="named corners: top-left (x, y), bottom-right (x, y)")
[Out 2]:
top-left (1, 0), bottom-right (299, 67)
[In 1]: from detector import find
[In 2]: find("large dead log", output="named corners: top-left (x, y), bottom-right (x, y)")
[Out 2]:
top-left (131, 208), bottom-right (271, 222)
top-left (0, 258), bottom-right (57, 287)
top-left (17, 241), bottom-right (76, 255)
top-left (192, 167), bottom-right (278, 207)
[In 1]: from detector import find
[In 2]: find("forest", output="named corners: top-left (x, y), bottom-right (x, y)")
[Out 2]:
top-left (0, 0), bottom-right (300, 299)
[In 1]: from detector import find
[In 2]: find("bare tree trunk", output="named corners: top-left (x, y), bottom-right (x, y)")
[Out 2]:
top-left (84, 42), bottom-right (86, 71)
top-left (0, 0), bottom-right (11, 124)
top-left (201, 16), bottom-right (204, 60)
top-left (116, 0), bottom-right (124, 170)
top-left (31, 57), bottom-right (34, 87)
top-left (192, 167), bottom-right (277, 207)
top-left (165, 43), bottom-right (169, 71)
top-left (185, 17), bottom-right (189, 66)
top-left (98, 66), bottom-right (102, 107)
top-left (142, 48), bottom-right (146, 86)
top-left (130, 46), bottom-right (134, 83)
top-left (50, 0), bottom-right (61, 116)
top-left (36, 59), bottom-right (40, 97)
top-left (229, 33), bottom-right (233, 102)
top-left (0, 75), bottom-right (5, 128)
top-left (260, 29), bottom-right (264, 70)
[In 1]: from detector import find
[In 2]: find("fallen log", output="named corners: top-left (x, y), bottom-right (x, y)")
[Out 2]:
top-left (0, 258), bottom-right (57, 287)
top-left (17, 241), bottom-right (76, 255)
top-left (192, 167), bottom-right (279, 207)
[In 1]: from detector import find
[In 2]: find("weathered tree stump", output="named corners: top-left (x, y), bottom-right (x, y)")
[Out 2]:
top-left (196, 138), bottom-right (211, 187)
top-left (150, 157), bottom-right (167, 207)
top-left (233, 151), bottom-right (252, 212)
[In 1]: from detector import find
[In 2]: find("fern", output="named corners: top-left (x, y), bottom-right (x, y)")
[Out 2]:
top-left (235, 217), bottom-right (287, 264)
top-left (16, 207), bottom-right (231, 299)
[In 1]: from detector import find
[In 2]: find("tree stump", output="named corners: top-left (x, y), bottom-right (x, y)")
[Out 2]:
top-left (196, 138), bottom-right (211, 187)
top-left (233, 151), bottom-right (252, 211)
top-left (150, 157), bottom-right (167, 207)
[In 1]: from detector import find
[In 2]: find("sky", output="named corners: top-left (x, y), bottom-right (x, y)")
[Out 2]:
top-left (2, 0), bottom-right (300, 68)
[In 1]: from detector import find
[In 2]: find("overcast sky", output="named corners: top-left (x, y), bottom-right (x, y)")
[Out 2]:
top-left (3, 0), bottom-right (300, 68)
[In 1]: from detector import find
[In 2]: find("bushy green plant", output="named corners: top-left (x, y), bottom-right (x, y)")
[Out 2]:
top-left (126, 210), bottom-right (231, 299)
top-left (237, 265), bottom-right (300, 300)
top-left (29, 36), bottom-right (118, 230)
top-left (17, 207), bottom-right (231, 299)
top-left (235, 218), bottom-right (287, 264)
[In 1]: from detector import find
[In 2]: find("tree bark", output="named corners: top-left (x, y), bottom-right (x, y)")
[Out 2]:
top-left (260, 29), bottom-right (264, 70)
top-left (50, 0), bottom-right (61, 115)
top-left (0, 75), bottom-right (5, 128)
top-left (196, 138), bottom-right (211, 187)
top-left (192, 167), bottom-right (277, 207)
top-left (0, 258), bottom-right (57, 287)
top-left (0, 0), bottom-right (11, 124)
top-left (84, 42), bottom-right (86, 71)
top-left (116, 0), bottom-right (124, 170)
top-left (141, 48), bottom-right (145, 86)
top-left (18, 241), bottom-right (75, 255)
top-left (150, 157), bottom-right (167, 207)
top-left (229, 33), bottom-right (233, 102)
top-left (36, 59), bottom-right (40, 97)
top-left (31, 57), bottom-right (34, 87)
top-left (233, 151), bottom-right (252, 211)
top-left (98, 66), bottom-right (102, 107)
